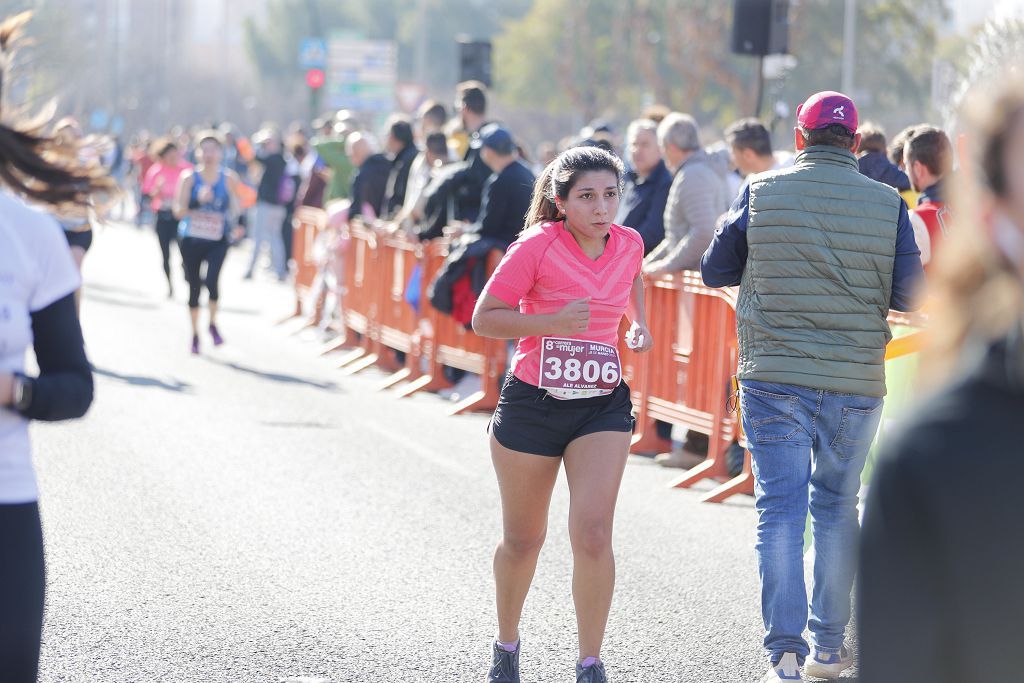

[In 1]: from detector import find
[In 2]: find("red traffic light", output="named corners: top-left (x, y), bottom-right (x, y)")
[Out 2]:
top-left (305, 68), bottom-right (325, 89)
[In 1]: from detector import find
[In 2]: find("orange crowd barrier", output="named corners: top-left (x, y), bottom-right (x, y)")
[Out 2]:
top-left (324, 223), bottom-right (506, 415)
top-left (284, 206), bottom-right (327, 322)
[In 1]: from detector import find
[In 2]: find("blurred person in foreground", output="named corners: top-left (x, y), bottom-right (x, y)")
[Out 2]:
top-left (0, 13), bottom-right (103, 680)
top-left (859, 74), bottom-right (1024, 683)
top-left (701, 90), bottom-right (924, 682)
top-left (615, 118), bottom-right (673, 255)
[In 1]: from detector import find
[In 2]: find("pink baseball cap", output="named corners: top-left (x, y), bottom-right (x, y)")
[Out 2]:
top-left (796, 91), bottom-right (858, 134)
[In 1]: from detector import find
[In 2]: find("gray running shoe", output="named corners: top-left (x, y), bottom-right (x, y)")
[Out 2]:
top-left (576, 660), bottom-right (608, 683)
top-left (487, 640), bottom-right (520, 683)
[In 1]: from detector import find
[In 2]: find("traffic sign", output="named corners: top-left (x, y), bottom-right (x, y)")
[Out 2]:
top-left (299, 37), bottom-right (327, 69)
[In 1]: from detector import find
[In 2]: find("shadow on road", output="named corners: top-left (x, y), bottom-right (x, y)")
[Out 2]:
top-left (205, 358), bottom-right (341, 391)
top-left (83, 291), bottom-right (160, 311)
top-left (93, 367), bottom-right (192, 393)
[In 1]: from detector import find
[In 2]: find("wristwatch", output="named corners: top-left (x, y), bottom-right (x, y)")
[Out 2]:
top-left (12, 373), bottom-right (33, 412)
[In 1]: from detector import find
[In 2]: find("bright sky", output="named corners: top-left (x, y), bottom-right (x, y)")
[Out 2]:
top-left (952, 0), bottom-right (1024, 31)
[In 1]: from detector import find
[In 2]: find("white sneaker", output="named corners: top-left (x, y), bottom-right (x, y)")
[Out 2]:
top-left (760, 653), bottom-right (802, 682)
top-left (803, 645), bottom-right (852, 679)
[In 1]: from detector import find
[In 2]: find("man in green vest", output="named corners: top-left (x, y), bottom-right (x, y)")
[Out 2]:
top-left (701, 91), bottom-right (924, 683)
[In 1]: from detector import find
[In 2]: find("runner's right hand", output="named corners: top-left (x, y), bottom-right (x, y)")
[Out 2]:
top-left (551, 297), bottom-right (590, 336)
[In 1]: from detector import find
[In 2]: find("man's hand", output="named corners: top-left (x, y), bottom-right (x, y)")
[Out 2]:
top-left (550, 298), bottom-right (591, 336)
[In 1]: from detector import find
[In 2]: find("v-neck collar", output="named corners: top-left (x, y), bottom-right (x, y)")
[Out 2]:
top-left (558, 221), bottom-right (615, 272)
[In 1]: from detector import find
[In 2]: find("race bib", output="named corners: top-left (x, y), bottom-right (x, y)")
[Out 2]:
top-left (188, 210), bottom-right (225, 241)
top-left (538, 337), bottom-right (622, 400)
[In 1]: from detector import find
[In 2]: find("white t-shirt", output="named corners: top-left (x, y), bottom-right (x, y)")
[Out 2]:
top-left (0, 192), bottom-right (81, 504)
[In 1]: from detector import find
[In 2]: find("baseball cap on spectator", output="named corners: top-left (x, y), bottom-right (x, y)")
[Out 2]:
top-left (480, 123), bottom-right (515, 156)
top-left (796, 91), bottom-right (858, 134)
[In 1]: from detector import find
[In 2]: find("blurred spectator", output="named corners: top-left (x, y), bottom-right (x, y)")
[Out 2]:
top-left (726, 118), bottom-right (786, 190)
top-left (615, 118), bottom-right (673, 255)
top-left (889, 124), bottom-right (921, 208)
top-left (643, 112), bottom-right (730, 275)
top-left (461, 124), bottom-right (535, 247)
top-left (281, 135), bottom-right (306, 265)
top-left (702, 91), bottom-right (924, 682)
top-left (382, 115), bottom-right (418, 219)
top-left (314, 114), bottom-right (358, 203)
top-left (857, 122), bottom-right (911, 192)
top-left (245, 126), bottom-right (288, 281)
top-left (859, 73), bottom-right (1024, 683)
top-left (905, 126), bottom-right (953, 268)
top-left (642, 103), bottom-right (672, 125)
top-left (346, 132), bottom-right (390, 220)
top-left (452, 80), bottom-right (494, 222)
top-left (396, 101), bottom-right (449, 225)
top-left (535, 141), bottom-right (558, 172)
top-left (401, 131), bottom-right (453, 236)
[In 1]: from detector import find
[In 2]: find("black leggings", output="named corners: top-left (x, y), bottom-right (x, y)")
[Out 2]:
top-left (180, 237), bottom-right (228, 309)
top-left (155, 210), bottom-right (179, 286)
top-left (0, 503), bottom-right (45, 682)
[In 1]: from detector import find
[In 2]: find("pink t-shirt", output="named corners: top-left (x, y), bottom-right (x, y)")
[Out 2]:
top-left (483, 221), bottom-right (644, 387)
top-left (143, 161), bottom-right (192, 211)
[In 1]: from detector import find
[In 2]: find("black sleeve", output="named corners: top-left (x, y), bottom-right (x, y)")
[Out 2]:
top-left (23, 293), bottom-right (94, 421)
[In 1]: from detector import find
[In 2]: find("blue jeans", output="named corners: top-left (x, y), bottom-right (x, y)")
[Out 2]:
top-left (740, 380), bottom-right (883, 664)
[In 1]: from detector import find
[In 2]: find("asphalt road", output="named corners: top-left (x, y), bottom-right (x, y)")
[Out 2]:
top-left (30, 223), bottom-right (858, 682)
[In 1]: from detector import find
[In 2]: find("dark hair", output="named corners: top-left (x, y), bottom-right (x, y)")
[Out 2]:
top-left (906, 126), bottom-right (953, 178)
top-left (889, 125), bottom-right (918, 167)
top-left (424, 131), bottom-right (448, 157)
top-left (724, 118), bottom-right (772, 157)
top-left (524, 146), bottom-right (625, 230)
top-left (154, 138), bottom-right (178, 159)
top-left (457, 80), bottom-right (487, 116)
top-left (802, 124), bottom-right (856, 149)
top-left (417, 100), bottom-right (448, 128)
top-left (0, 13), bottom-right (116, 211)
top-left (387, 116), bottom-right (415, 149)
top-left (857, 121), bottom-right (887, 154)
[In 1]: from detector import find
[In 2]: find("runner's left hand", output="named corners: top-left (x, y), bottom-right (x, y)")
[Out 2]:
top-left (626, 322), bottom-right (653, 353)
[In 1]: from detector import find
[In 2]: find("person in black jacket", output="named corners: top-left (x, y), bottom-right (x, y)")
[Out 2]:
top-left (856, 122), bottom-right (912, 192)
top-left (345, 132), bottom-right (390, 220)
top-left (858, 74), bottom-right (1024, 683)
top-left (615, 118), bottom-right (673, 255)
top-left (461, 124), bottom-right (535, 247)
top-left (0, 14), bottom-right (100, 681)
top-left (382, 116), bottom-right (418, 219)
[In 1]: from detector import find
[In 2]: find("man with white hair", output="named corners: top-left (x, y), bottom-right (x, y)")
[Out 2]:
top-left (643, 112), bottom-right (730, 275)
top-left (615, 118), bottom-right (674, 255)
top-left (345, 132), bottom-right (391, 220)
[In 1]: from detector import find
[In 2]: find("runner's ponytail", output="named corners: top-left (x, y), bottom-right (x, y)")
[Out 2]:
top-left (0, 12), bottom-right (116, 212)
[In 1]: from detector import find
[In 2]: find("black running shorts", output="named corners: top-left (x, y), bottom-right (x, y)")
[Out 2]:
top-left (489, 373), bottom-right (635, 457)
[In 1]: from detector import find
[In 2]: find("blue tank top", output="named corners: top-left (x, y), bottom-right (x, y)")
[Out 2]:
top-left (180, 169), bottom-right (229, 240)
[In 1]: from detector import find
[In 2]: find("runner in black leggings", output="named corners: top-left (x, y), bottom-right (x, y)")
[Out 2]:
top-left (142, 140), bottom-right (192, 297)
top-left (173, 131), bottom-right (243, 355)
top-left (0, 14), bottom-right (107, 680)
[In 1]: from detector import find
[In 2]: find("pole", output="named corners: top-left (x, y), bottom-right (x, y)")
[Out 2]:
top-left (754, 55), bottom-right (765, 118)
top-left (842, 0), bottom-right (856, 95)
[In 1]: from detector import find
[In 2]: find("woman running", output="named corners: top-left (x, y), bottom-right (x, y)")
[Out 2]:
top-left (0, 13), bottom-right (105, 681)
top-left (473, 146), bottom-right (653, 683)
top-left (142, 139), bottom-right (192, 297)
top-left (53, 117), bottom-right (97, 310)
top-left (173, 131), bottom-right (243, 355)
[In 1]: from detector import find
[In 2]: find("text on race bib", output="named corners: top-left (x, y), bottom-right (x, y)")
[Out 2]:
top-left (189, 210), bottom-right (226, 241)
top-left (538, 337), bottom-right (621, 400)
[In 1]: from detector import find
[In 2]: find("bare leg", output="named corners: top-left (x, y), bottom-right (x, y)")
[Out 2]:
top-left (491, 435), bottom-right (561, 643)
top-left (563, 431), bottom-right (631, 662)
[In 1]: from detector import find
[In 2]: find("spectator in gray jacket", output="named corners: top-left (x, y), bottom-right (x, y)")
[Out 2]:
top-left (643, 113), bottom-right (730, 275)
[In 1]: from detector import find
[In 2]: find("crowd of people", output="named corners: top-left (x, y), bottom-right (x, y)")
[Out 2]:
top-left (4, 5), bottom-right (1024, 681)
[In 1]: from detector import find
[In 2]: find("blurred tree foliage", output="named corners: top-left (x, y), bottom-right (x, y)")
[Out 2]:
top-left (494, 0), bottom-right (950, 134)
